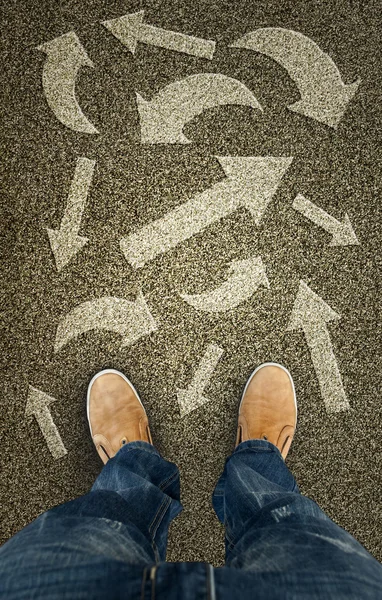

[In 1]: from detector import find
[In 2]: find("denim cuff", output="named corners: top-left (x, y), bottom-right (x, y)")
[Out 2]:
top-left (116, 440), bottom-right (162, 458)
top-left (233, 438), bottom-right (284, 461)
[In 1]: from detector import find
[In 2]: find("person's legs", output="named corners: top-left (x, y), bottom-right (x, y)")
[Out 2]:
top-left (0, 370), bottom-right (183, 599)
top-left (212, 363), bottom-right (382, 597)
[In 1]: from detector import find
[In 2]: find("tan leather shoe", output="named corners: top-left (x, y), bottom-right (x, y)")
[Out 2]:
top-left (87, 369), bottom-right (153, 464)
top-left (236, 363), bottom-right (297, 460)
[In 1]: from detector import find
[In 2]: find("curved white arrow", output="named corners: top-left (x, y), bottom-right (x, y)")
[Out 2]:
top-left (55, 293), bottom-right (157, 352)
top-left (180, 256), bottom-right (269, 313)
top-left (120, 156), bottom-right (292, 268)
top-left (292, 194), bottom-right (359, 246)
top-left (47, 157), bottom-right (96, 271)
top-left (177, 344), bottom-right (224, 417)
top-left (103, 10), bottom-right (215, 60)
top-left (25, 386), bottom-right (67, 459)
top-left (287, 280), bottom-right (350, 412)
top-left (231, 28), bottom-right (360, 129)
top-left (137, 74), bottom-right (262, 143)
top-left (37, 32), bottom-right (99, 134)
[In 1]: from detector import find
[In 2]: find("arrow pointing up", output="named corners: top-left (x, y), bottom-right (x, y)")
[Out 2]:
top-left (103, 10), bottom-right (216, 60)
top-left (287, 281), bottom-right (350, 413)
top-left (136, 74), bottom-right (262, 144)
top-left (231, 28), bottom-right (360, 129)
top-left (292, 194), bottom-right (359, 246)
top-left (177, 344), bottom-right (224, 417)
top-left (47, 157), bottom-right (96, 271)
top-left (25, 386), bottom-right (67, 459)
top-left (37, 32), bottom-right (99, 134)
top-left (180, 256), bottom-right (269, 313)
top-left (120, 156), bottom-right (292, 268)
top-left (54, 293), bottom-right (158, 352)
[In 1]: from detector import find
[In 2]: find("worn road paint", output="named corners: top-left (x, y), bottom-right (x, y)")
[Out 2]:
top-left (292, 194), bottom-right (359, 246)
top-left (177, 344), bottom-right (224, 417)
top-left (37, 32), bottom-right (99, 134)
top-left (47, 157), bottom-right (96, 271)
top-left (25, 386), bottom-right (68, 459)
top-left (231, 28), bottom-right (360, 129)
top-left (120, 156), bottom-right (293, 268)
top-left (103, 10), bottom-right (215, 60)
top-left (136, 73), bottom-right (262, 144)
top-left (287, 280), bottom-right (350, 412)
top-left (180, 256), bottom-right (269, 313)
top-left (54, 293), bottom-right (158, 352)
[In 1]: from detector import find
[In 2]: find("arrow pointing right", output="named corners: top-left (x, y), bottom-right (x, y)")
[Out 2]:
top-left (120, 156), bottom-right (293, 268)
top-left (54, 293), bottom-right (158, 352)
top-left (180, 256), bottom-right (269, 313)
top-left (25, 386), bottom-right (67, 459)
top-left (287, 280), bottom-right (350, 413)
top-left (292, 194), bottom-right (359, 246)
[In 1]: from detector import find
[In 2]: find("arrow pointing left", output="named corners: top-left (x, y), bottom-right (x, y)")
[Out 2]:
top-left (25, 386), bottom-right (67, 459)
top-left (47, 157), bottom-right (96, 271)
top-left (37, 32), bottom-right (99, 134)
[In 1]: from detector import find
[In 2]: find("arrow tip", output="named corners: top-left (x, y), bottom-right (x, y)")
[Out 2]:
top-left (329, 213), bottom-right (360, 246)
top-left (229, 255), bottom-right (270, 288)
top-left (47, 228), bottom-right (89, 272)
top-left (288, 78), bottom-right (361, 129)
top-left (36, 31), bottom-right (94, 68)
top-left (25, 386), bottom-right (56, 417)
top-left (102, 11), bottom-right (145, 54)
top-left (287, 280), bottom-right (340, 331)
top-left (177, 388), bottom-right (210, 418)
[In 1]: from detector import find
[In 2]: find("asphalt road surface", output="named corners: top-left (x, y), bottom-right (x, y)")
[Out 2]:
top-left (1, 0), bottom-right (381, 566)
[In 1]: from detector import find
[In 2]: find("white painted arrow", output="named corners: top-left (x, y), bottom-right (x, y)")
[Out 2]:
top-left (37, 32), bottom-right (99, 134)
top-left (287, 280), bottom-right (350, 413)
top-left (55, 293), bottom-right (157, 352)
top-left (292, 194), bottom-right (359, 246)
top-left (136, 74), bottom-right (262, 144)
top-left (177, 344), bottom-right (224, 417)
top-left (47, 157), bottom-right (96, 271)
top-left (103, 10), bottom-right (216, 60)
top-left (120, 156), bottom-right (292, 268)
top-left (180, 256), bottom-right (269, 313)
top-left (231, 28), bottom-right (360, 129)
top-left (25, 386), bottom-right (67, 459)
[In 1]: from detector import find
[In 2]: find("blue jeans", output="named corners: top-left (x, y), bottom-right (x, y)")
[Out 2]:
top-left (1, 440), bottom-right (381, 599)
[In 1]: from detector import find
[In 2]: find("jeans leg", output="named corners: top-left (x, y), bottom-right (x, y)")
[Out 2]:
top-left (212, 439), bottom-right (382, 591)
top-left (0, 442), bottom-right (183, 599)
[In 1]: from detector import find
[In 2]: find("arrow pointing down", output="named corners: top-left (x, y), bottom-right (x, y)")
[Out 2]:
top-left (37, 32), bottom-right (99, 134)
top-left (47, 157), bottom-right (96, 271)
top-left (177, 344), bottom-right (224, 417)
top-left (25, 386), bottom-right (67, 459)
top-left (292, 194), bottom-right (359, 246)
top-left (120, 156), bottom-right (293, 268)
top-left (287, 280), bottom-right (350, 413)
top-left (231, 28), bottom-right (360, 129)
top-left (103, 10), bottom-right (216, 60)
top-left (180, 256), bottom-right (269, 313)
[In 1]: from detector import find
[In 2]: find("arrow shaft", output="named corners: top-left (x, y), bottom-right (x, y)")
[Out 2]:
top-left (139, 23), bottom-right (215, 59)
top-left (293, 194), bottom-right (341, 236)
top-left (60, 157), bottom-right (95, 233)
top-left (34, 406), bottom-right (67, 459)
top-left (188, 344), bottom-right (224, 393)
top-left (121, 178), bottom-right (240, 268)
top-left (303, 323), bottom-right (349, 412)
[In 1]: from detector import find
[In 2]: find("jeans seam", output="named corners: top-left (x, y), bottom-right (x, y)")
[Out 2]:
top-left (158, 470), bottom-right (179, 492)
top-left (148, 496), bottom-right (171, 538)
